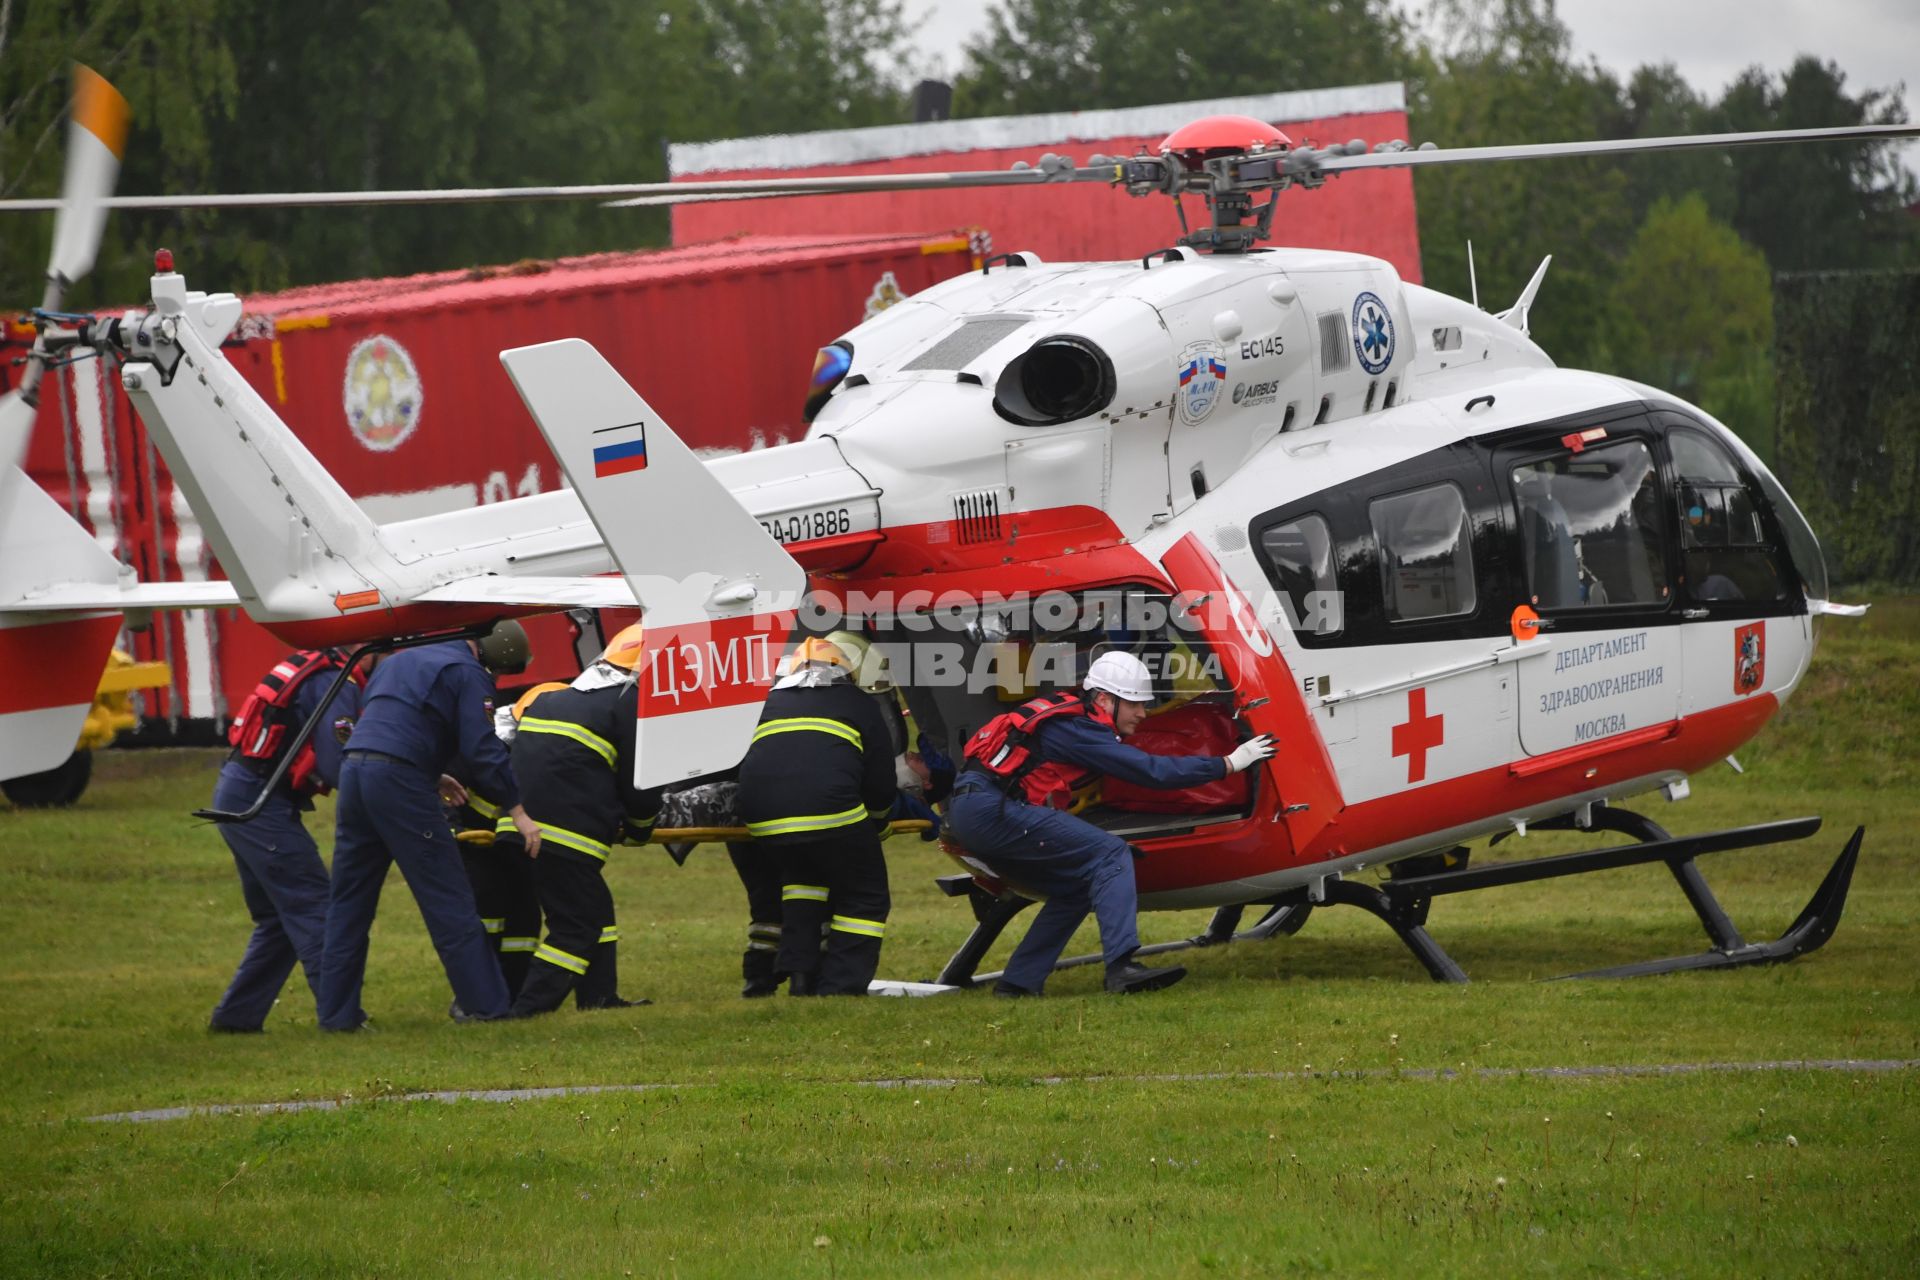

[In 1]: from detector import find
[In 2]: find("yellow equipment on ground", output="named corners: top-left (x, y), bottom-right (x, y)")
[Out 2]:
top-left (1, 650), bottom-right (171, 808)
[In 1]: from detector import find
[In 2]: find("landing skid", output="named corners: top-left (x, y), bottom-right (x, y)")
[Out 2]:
top-left (921, 810), bottom-right (1863, 988)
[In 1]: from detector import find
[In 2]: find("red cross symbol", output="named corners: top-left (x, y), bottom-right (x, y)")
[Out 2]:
top-left (1391, 686), bottom-right (1445, 784)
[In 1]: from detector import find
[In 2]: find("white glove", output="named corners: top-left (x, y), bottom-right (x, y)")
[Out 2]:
top-left (1224, 734), bottom-right (1277, 774)
top-left (493, 705), bottom-right (518, 743)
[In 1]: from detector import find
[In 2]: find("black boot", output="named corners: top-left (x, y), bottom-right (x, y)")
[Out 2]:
top-left (1104, 956), bottom-right (1187, 994)
top-left (742, 929), bottom-right (784, 997)
top-left (509, 958), bottom-right (579, 1017)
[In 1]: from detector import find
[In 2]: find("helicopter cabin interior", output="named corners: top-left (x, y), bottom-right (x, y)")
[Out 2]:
top-left (1249, 403), bottom-right (1804, 657)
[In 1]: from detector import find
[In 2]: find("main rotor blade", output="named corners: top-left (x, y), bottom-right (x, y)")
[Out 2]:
top-left (1315, 122), bottom-right (1920, 174)
top-left (0, 165), bottom-right (1129, 214)
top-left (47, 65), bottom-right (130, 285)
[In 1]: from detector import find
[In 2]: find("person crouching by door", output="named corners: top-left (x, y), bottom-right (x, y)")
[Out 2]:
top-left (507, 626), bottom-right (663, 1017)
top-left (737, 635), bottom-right (898, 996)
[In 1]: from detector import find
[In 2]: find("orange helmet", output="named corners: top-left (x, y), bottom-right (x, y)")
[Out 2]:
top-left (600, 623), bottom-right (646, 671)
top-left (512, 681), bottom-right (569, 720)
top-left (791, 635), bottom-right (853, 671)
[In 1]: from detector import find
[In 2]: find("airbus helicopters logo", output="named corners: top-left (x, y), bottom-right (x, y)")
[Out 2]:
top-left (1177, 340), bottom-right (1228, 425)
top-left (1351, 292), bottom-right (1395, 375)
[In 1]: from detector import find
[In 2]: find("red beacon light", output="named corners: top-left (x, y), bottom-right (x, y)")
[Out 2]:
top-left (154, 248), bottom-right (175, 273)
top-left (1159, 115), bottom-right (1293, 170)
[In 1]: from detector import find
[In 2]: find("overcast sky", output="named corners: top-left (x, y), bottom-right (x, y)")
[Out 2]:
top-left (897, 0), bottom-right (1917, 170)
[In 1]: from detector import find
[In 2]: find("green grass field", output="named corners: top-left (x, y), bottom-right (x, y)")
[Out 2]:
top-left (3, 603), bottom-right (1917, 1277)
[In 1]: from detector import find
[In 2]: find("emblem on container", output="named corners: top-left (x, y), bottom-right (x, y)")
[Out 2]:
top-left (343, 335), bottom-right (423, 451)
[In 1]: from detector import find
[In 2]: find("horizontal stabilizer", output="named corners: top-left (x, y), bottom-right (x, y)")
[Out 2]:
top-left (501, 340), bottom-right (805, 788)
top-left (0, 580), bottom-right (238, 613)
top-left (412, 575), bottom-right (638, 610)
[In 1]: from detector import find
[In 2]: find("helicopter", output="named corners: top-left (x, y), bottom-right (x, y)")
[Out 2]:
top-left (2, 68), bottom-right (1909, 987)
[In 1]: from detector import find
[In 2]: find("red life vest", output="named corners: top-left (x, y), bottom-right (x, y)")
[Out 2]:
top-left (962, 690), bottom-right (1115, 809)
top-left (227, 649), bottom-right (350, 796)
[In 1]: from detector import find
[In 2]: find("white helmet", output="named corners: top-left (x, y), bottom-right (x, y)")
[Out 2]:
top-left (1083, 651), bottom-right (1155, 703)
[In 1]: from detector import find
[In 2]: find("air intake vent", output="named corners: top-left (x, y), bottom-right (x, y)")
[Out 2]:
top-left (1318, 312), bottom-right (1350, 374)
top-left (904, 316), bottom-right (1028, 371)
top-left (953, 490), bottom-right (1003, 544)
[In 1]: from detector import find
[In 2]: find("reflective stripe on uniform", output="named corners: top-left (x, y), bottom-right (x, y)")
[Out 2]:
top-left (480, 917), bottom-right (505, 934)
top-left (468, 793), bottom-right (503, 820)
top-left (500, 937), bottom-right (539, 953)
top-left (750, 717), bottom-right (862, 751)
top-left (747, 921), bottom-right (781, 952)
top-left (867, 804), bottom-right (891, 819)
top-left (534, 943), bottom-right (590, 974)
top-left (748, 803), bottom-right (866, 838)
top-left (830, 915), bottom-right (887, 939)
top-left (536, 822), bottom-right (612, 861)
top-left (495, 815), bottom-right (517, 836)
top-left (599, 925), bottom-right (620, 945)
top-left (519, 716), bottom-right (616, 767)
top-left (781, 883), bottom-right (830, 903)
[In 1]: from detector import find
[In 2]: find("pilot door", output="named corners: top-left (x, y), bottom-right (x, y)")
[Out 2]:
top-left (1498, 422), bottom-right (1683, 756)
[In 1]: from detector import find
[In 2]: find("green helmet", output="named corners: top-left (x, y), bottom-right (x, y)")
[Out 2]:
top-left (476, 620), bottom-right (531, 676)
top-left (825, 629), bottom-right (892, 694)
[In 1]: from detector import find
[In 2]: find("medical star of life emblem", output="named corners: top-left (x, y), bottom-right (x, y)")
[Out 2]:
top-left (1352, 291), bottom-right (1395, 375)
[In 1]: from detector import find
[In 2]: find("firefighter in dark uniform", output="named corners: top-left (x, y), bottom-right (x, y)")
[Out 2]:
top-left (208, 648), bottom-right (363, 1032)
top-left (945, 651), bottom-right (1275, 997)
top-left (315, 622), bottom-right (540, 1029)
top-left (738, 635), bottom-right (897, 996)
top-left (448, 682), bottom-right (565, 999)
top-left (507, 625), bottom-right (663, 1016)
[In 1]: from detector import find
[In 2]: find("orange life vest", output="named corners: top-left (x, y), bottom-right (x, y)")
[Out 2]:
top-left (962, 690), bottom-right (1115, 809)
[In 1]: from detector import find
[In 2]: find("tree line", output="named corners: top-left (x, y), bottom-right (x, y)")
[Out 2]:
top-left (4, 0), bottom-right (1914, 457)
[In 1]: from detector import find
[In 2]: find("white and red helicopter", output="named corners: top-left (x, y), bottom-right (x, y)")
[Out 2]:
top-left (3, 68), bottom-right (1909, 987)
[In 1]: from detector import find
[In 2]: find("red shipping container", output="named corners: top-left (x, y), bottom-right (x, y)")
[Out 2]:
top-left (671, 83), bottom-right (1423, 282)
top-left (9, 232), bottom-right (977, 736)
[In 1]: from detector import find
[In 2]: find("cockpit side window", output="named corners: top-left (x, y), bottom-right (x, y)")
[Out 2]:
top-left (1669, 430), bottom-right (1788, 604)
top-left (1511, 440), bottom-right (1669, 611)
top-left (1256, 513), bottom-right (1342, 639)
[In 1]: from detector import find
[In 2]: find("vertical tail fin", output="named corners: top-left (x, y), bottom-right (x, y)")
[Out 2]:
top-left (0, 466), bottom-right (123, 781)
top-left (501, 339), bottom-right (805, 788)
top-left (120, 274), bottom-right (398, 624)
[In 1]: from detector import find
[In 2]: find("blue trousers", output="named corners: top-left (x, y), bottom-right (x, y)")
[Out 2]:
top-left (944, 774), bottom-right (1140, 992)
top-left (316, 756), bottom-right (509, 1028)
top-left (209, 763), bottom-right (342, 1030)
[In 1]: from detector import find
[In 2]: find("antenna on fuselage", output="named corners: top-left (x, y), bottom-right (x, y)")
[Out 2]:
top-left (1467, 240), bottom-right (1479, 310)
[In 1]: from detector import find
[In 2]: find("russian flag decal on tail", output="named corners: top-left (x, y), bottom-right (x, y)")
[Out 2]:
top-left (592, 423), bottom-right (648, 477)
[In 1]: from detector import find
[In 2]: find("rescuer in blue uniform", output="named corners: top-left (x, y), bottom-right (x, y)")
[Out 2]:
top-left (315, 622), bottom-right (541, 1029)
top-left (945, 651), bottom-right (1275, 997)
top-left (208, 649), bottom-right (363, 1032)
